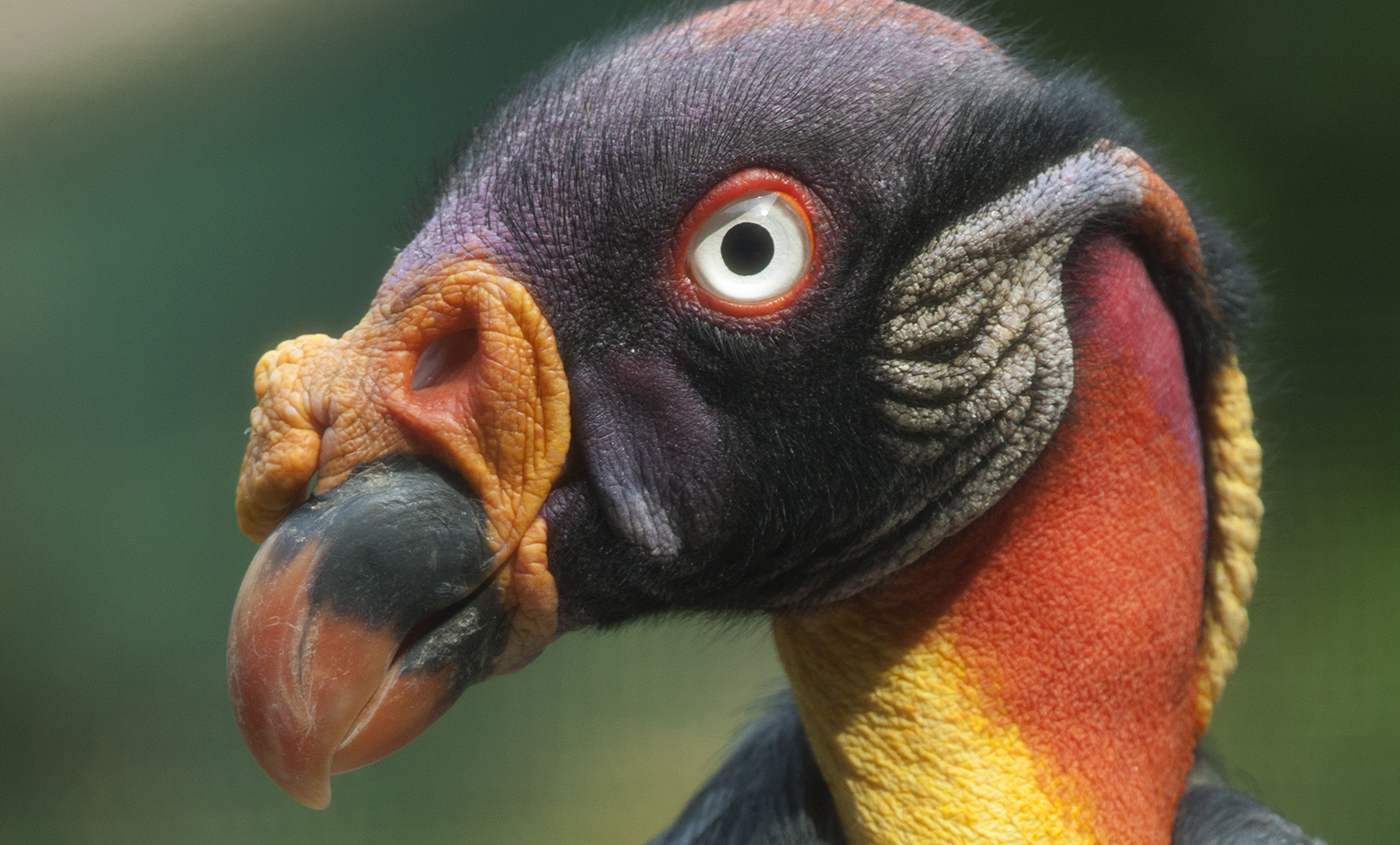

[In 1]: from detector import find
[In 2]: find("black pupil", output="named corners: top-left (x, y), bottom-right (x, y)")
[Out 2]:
top-left (720, 222), bottom-right (775, 276)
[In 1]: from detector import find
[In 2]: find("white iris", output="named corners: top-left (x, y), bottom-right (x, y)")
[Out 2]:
top-left (687, 192), bottom-right (811, 303)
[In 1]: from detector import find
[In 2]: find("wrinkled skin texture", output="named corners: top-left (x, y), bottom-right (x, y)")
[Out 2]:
top-left (237, 259), bottom-right (569, 553)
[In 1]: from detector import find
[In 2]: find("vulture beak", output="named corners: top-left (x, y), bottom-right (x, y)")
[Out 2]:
top-left (227, 260), bottom-right (570, 809)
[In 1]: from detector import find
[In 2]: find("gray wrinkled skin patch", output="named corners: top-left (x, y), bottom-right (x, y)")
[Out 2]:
top-left (846, 145), bottom-right (1146, 594)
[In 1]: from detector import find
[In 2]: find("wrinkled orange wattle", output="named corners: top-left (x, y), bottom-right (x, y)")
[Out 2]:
top-left (235, 258), bottom-right (570, 555)
top-left (230, 259), bottom-right (570, 808)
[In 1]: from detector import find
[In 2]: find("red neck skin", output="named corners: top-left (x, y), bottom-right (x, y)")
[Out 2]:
top-left (783, 234), bottom-right (1208, 845)
top-left (964, 234), bottom-right (1206, 842)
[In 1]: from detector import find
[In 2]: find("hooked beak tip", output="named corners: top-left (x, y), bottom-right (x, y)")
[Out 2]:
top-left (284, 773), bottom-right (334, 811)
top-left (227, 455), bottom-right (563, 807)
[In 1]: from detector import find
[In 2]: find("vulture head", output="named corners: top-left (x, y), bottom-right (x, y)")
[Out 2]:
top-left (228, 2), bottom-right (1285, 842)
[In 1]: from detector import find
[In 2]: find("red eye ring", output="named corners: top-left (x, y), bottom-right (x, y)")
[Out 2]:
top-left (673, 168), bottom-right (826, 320)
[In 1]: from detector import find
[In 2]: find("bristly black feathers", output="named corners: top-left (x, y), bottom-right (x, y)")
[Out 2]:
top-left (648, 692), bottom-right (847, 845)
top-left (1173, 786), bottom-right (1327, 845)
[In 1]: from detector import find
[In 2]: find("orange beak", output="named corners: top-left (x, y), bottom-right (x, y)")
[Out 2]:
top-left (227, 260), bottom-right (570, 808)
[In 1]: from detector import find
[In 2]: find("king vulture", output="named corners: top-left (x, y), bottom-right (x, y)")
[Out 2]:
top-left (226, 2), bottom-right (1322, 842)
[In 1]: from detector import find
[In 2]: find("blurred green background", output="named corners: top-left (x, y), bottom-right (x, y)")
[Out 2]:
top-left (0, 0), bottom-right (1395, 842)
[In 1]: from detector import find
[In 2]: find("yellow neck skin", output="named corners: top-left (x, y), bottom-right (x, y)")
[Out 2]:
top-left (776, 596), bottom-right (1103, 845)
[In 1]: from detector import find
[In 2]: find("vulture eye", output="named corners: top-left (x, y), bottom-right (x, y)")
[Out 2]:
top-left (689, 192), bottom-right (809, 301)
top-left (679, 169), bottom-right (821, 317)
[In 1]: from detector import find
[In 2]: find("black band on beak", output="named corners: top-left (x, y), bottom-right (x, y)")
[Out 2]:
top-left (298, 455), bottom-right (505, 684)
top-left (228, 455), bottom-right (508, 808)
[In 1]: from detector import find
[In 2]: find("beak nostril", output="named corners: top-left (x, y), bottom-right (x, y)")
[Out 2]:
top-left (412, 330), bottom-right (480, 391)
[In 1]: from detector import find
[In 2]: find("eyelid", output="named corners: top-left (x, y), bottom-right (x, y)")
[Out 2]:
top-left (673, 169), bottom-right (826, 321)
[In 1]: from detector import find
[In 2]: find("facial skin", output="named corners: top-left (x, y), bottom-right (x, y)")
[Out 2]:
top-left (228, 0), bottom-right (1250, 813)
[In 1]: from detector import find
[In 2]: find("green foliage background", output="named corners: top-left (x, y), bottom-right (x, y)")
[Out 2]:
top-left (1, 1), bottom-right (1395, 842)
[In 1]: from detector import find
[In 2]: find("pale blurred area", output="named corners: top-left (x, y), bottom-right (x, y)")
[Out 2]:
top-left (0, 0), bottom-right (372, 103)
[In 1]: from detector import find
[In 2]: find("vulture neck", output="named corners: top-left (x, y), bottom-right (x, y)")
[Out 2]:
top-left (774, 238), bottom-right (1208, 845)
